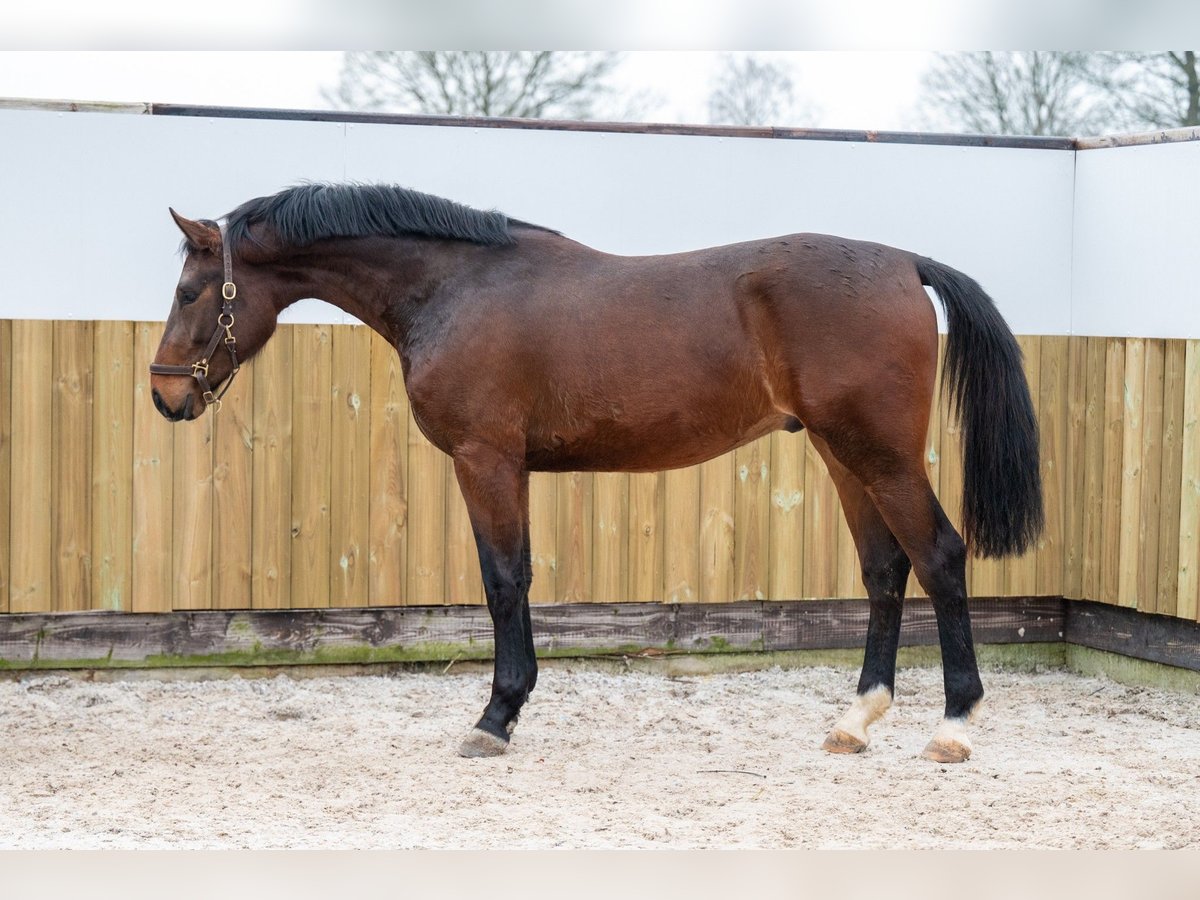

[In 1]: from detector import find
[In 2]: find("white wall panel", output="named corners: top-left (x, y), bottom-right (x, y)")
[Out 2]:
top-left (0, 110), bottom-right (347, 324)
top-left (1072, 140), bottom-right (1200, 338)
top-left (345, 124), bottom-right (1074, 334)
top-left (3, 107), bottom-right (1196, 338)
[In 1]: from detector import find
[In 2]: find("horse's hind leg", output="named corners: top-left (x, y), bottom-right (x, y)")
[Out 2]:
top-left (812, 432), bottom-right (983, 762)
top-left (452, 445), bottom-right (537, 758)
top-left (866, 466), bottom-right (982, 761)
top-left (811, 436), bottom-right (911, 754)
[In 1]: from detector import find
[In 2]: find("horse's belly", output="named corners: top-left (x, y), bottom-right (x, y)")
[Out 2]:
top-left (524, 409), bottom-right (794, 473)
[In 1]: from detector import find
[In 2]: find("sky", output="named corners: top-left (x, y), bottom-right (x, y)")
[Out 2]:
top-left (0, 0), bottom-right (1190, 131)
top-left (0, 51), bottom-right (936, 132)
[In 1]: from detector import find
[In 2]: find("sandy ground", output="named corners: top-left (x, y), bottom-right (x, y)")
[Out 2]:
top-left (1, 663), bottom-right (1198, 849)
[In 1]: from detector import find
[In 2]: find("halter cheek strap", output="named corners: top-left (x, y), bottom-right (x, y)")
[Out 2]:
top-left (149, 221), bottom-right (241, 413)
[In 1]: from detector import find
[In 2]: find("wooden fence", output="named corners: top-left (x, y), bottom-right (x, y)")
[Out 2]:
top-left (0, 320), bottom-right (1197, 622)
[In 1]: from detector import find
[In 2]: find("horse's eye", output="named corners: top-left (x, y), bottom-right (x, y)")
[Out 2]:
top-left (179, 289), bottom-right (199, 306)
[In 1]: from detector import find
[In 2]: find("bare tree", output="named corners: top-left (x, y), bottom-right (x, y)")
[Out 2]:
top-left (707, 54), bottom-right (813, 126)
top-left (325, 51), bottom-right (624, 119)
top-left (919, 51), bottom-right (1106, 136)
top-left (1086, 51), bottom-right (1200, 130)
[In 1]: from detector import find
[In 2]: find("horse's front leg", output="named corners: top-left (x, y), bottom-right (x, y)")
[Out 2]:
top-left (451, 446), bottom-right (535, 758)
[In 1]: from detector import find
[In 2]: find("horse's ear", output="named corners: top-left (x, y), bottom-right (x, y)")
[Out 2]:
top-left (170, 208), bottom-right (220, 253)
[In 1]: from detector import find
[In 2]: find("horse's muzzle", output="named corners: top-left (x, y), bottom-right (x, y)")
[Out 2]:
top-left (152, 388), bottom-right (195, 422)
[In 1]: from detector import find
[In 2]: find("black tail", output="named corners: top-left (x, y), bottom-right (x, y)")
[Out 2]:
top-left (916, 256), bottom-right (1044, 558)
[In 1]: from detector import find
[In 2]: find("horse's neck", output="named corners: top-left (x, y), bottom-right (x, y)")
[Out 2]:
top-left (279, 238), bottom-right (469, 346)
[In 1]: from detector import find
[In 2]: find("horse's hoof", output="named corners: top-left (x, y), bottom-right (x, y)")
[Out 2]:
top-left (822, 728), bottom-right (868, 754)
top-left (822, 685), bottom-right (890, 755)
top-left (920, 718), bottom-right (972, 763)
top-left (921, 739), bottom-right (971, 763)
top-left (458, 727), bottom-right (509, 758)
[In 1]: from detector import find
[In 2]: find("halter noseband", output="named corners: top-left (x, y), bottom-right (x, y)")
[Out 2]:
top-left (149, 221), bottom-right (241, 413)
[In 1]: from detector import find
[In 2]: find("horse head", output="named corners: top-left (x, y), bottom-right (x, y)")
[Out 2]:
top-left (150, 209), bottom-right (280, 420)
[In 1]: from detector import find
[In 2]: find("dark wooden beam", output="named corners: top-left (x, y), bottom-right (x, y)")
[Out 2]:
top-left (5, 596), bottom-right (1195, 674)
top-left (7, 98), bottom-right (1196, 151)
top-left (146, 103), bottom-right (1077, 151)
top-left (764, 597), bottom-right (1064, 651)
top-left (0, 598), bottom-right (1065, 670)
top-left (1065, 600), bottom-right (1200, 671)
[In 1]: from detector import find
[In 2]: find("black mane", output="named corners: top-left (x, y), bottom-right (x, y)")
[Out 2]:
top-left (218, 182), bottom-right (551, 252)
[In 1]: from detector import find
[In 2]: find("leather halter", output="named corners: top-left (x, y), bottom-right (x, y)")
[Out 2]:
top-left (149, 221), bottom-right (241, 413)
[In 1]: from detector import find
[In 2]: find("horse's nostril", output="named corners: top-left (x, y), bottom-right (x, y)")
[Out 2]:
top-left (152, 388), bottom-right (184, 422)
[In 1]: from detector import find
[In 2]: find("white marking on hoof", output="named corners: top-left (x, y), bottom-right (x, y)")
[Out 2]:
top-left (921, 716), bottom-right (973, 763)
top-left (822, 685), bottom-right (892, 754)
top-left (458, 727), bottom-right (509, 758)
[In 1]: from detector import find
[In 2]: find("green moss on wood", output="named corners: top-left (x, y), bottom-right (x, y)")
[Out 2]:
top-left (0, 640), bottom-right (1070, 674)
top-left (1065, 645), bottom-right (1200, 693)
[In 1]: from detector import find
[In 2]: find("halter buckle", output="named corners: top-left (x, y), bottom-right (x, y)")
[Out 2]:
top-left (222, 282), bottom-right (237, 301)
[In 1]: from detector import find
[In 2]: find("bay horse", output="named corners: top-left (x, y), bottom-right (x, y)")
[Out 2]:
top-left (152, 183), bottom-right (1043, 763)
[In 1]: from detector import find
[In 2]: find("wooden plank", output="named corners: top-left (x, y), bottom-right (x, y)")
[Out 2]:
top-left (1080, 337), bottom-right (1109, 601)
top-left (1008, 336), bottom-right (1041, 595)
top-left (1135, 340), bottom-right (1165, 614)
top-left (9, 321), bottom-right (54, 613)
top-left (1116, 338), bottom-right (1146, 609)
top-left (533, 602), bottom-right (676, 650)
top-left (1036, 336), bottom-right (1068, 597)
top-left (250, 328), bottom-right (293, 610)
top-left (528, 472), bottom-right (558, 603)
top-left (328, 325), bottom-right (372, 608)
top-left (802, 438), bottom-right (838, 598)
top-left (0, 607), bottom-right (492, 667)
top-left (1177, 339), bottom-right (1200, 622)
top-left (172, 396), bottom-right (213, 611)
top-left (733, 438), bottom-right (771, 600)
top-left (1065, 599), bottom-right (1200, 672)
top-left (698, 454), bottom-right (735, 603)
top-left (836, 492), bottom-right (859, 598)
top-left (132, 323), bottom-right (173, 613)
top-left (406, 410), bottom-right (446, 605)
top-left (592, 472), bottom-right (628, 603)
top-left (627, 472), bottom-right (663, 602)
top-left (1062, 335), bottom-right (1090, 599)
top-left (367, 331), bottom-right (406, 606)
top-left (152, 103), bottom-right (1078, 151)
top-left (969, 552), bottom-right (1006, 598)
top-left (555, 471), bottom-right (593, 603)
top-left (1099, 337), bottom-right (1126, 606)
top-left (52, 320), bottom-right (93, 611)
top-left (663, 465), bottom-right (699, 603)
top-left (674, 600), bottom-right (764, 651)
top-left (444, 456), bottom-right (483, 604)
top-left (290, 325), bottom-right (332, 609)
top-left (767, 430), bottom-right (805, 601)
top-left (0, 319), bottom-right (10, 612)
top-left (764, 597), bottom-right (1066, 651)
top-left (91, 321), bottom-right (134, 611)
top-left (1155, 340), bottom-right (1187, 617)
top-left (211, 349), bottom-right (254, 610)
top-left (0, 597), bottom-right (1071, 669)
